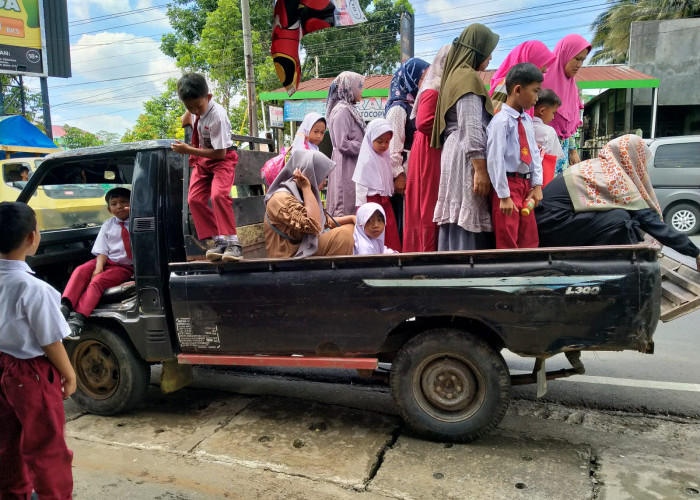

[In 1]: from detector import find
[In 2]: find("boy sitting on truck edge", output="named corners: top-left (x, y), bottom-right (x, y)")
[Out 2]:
top-left (486, 62), bottom-right (544, 249)
top-left (61, 187), bottom-right (134, 337)
top-left (171, 72), bottom-right (243, 262)
top-left (0, 201), bottom-right (76, 499)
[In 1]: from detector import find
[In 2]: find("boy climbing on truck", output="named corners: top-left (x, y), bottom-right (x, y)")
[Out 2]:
top-left (61, 187), bottom-right (134, 336)
top-left (171, 73), bottom-right (242, 262)
top-left (0, 202), bottom-right (75, 499)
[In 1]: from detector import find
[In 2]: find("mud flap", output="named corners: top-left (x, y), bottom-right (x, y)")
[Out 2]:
top-left (160, 358), bottom-right (193, 394)
top-left (659, 255), bottom-right (700, 322)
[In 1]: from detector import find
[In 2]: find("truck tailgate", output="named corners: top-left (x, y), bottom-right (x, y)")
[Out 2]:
top-left (659, 255), bottom-right (700, 321)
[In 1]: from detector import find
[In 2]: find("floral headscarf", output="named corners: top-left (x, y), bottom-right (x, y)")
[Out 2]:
top-left (385, 57), bottom-right (430, 116)
top-left (411, 45), bottom-right (451, 120)
top-left (564, 134), bottom-right (661, 216)
top-left (326, 71), bottom-right (366, 130)
top-left (542, 34), bottom-right (591, 138)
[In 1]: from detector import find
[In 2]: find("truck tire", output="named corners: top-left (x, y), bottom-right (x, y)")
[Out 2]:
top-left (390, 328), bottom-right (510, 442)
top-left (67, 326), bottom-right (151, 415)
top-left (666, 203), bottom-right (700, 235)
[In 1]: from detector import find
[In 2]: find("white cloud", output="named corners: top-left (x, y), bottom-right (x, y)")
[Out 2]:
top-left (69, 0), bottom-right (126, 22)
top-left (54, 112), bottom-right (134, 135)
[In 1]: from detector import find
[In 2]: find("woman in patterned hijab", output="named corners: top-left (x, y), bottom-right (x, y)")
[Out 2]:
top-left (536, 135), bottom-right (700, 269)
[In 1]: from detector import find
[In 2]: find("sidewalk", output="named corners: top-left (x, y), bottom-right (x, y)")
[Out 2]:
top-left (65, 374), bottom-right (700, 499)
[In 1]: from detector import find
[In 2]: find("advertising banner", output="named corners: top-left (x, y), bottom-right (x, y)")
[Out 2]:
top-left (284, 97), bottom-right (387, 122)
top-left (0, 0), bottom-right (45, 75)
top-left (269, 105), bottom-right (284, 128)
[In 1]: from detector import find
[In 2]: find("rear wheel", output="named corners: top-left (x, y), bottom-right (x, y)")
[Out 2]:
top-left (666, 203), bottom-right (700, 235)
top-left (67, 325), bottom-right (150, 415)
top-left (390, 328), bottom-right (510, 442)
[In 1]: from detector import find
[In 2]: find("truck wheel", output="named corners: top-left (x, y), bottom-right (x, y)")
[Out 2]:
top-left (390, 328), bottom-right (510, 442)
top-left (67, 326), bottom-right (150, 415)
top-left (666, 203), bottom-right (700, 235)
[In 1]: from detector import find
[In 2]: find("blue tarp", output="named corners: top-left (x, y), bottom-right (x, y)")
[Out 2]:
top-left (0, 115), bottom-right (58, 153)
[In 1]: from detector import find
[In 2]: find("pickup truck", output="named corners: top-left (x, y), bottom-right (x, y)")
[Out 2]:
top-left (17, 140), bottom-right (700, 443)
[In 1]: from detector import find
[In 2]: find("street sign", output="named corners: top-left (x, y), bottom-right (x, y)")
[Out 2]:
top-left (269, 105), bottom-right (284, 128)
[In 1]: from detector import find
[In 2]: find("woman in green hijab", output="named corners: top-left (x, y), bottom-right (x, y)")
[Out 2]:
top-left (431, 24), bottom-right (499, 251)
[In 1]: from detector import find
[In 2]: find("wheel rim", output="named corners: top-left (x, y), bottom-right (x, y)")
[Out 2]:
top-left (71, 340), bottom-right (120, 400)
top-left (413, 355), bottom-right (485, 423)
top-left (671, 209), bottom-right (697, 232)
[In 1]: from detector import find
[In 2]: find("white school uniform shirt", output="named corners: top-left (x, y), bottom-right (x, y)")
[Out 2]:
top-left (92, 216), bottom-right (133, 266)
top-left (0, 259), bottom-right (71, 359)
top-left (532, 117), bottom-right (565, 160)
top-left (197, 100), bottom-right (233, 150)
top-left (486, 103), bottom-right (543, 199)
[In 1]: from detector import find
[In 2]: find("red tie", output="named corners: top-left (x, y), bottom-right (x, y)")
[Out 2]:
top-left (518, 116), bottom-right (532, 165)
top-left (120, 221), bottom-right (132, 260)
top-left (191, 115), bottom-right (200, 148)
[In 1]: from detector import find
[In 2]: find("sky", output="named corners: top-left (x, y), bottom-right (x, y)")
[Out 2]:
top-left (36, 0), bottom-right (610, 137)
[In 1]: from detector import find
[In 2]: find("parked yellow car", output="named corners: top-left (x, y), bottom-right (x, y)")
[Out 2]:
top-left (1, 158), bottom-right (123, 230)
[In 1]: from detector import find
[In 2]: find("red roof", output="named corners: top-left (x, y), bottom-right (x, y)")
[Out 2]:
top-left (264, 65), bottom-right (658, 97)
top-left (52, 125), bottom-right (66, 137)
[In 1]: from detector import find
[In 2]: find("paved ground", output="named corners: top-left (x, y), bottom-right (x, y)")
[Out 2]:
top-left (65, 369), bottom-right (700, 500)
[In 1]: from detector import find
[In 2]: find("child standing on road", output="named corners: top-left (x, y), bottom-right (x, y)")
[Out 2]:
top-left (353, 202), bottom-right (399, 255)
top-left (172, 73), bottom-right (242, 262)
top-left (532, 89), bottom-right (565, 187)
top-left (486, 63), bottom-right (544, 249)
top-left (0, 201), bottom-right (76, 500)
top-left (61, 187), bottom-right (134, 336)
top-left (352, 118), bottom-right (401, 251)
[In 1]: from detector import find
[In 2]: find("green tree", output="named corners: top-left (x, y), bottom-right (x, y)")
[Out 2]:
top-left (591, 0), bottom-right (700, 63)
top-left (0, 75), bottom-right (43, 124)
top-left (97, 130), bottom-right (121, 145)
top-left (301, 0), bottom-right (411, 79)
top-left (61, 125), bottom-right (104, 149)
top-left (121, 79), bottom-right (186, 142)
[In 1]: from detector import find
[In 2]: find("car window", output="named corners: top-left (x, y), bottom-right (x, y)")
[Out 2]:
top-left (26, 160), bottom-right (134, 231)
top-left (654, 142), bottom-right (700, 169)
top-left (2, 161), bottom-right (32, 186)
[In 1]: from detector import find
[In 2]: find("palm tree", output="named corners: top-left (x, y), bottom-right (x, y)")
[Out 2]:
top-left (590, 0), bottom-right (700, 63)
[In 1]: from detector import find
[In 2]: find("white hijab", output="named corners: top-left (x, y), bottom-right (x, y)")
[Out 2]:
top-left (291, 112), bottom-right (324, 151)
top-left (353, 202), bottom-right (396, 255)
top-left (351, 118), bottom-right (394, 197)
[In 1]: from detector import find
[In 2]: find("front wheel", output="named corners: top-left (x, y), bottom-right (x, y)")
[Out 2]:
top-left (66, 325), bottom-right (150, 415)
top-left (390, 328), bottom-right (510, 442)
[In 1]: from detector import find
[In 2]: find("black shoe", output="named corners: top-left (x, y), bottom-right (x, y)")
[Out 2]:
top-left (205, 242), bottom-right (227, 261)
top-left (67, 313), bottom-right (86, 338)
top-left (222, 243), bottom-right (243, 262)
top-left (60, 304), bottom-right (71, 320)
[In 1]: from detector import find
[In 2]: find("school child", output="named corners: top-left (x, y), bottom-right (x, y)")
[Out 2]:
top-left (61, 187), bottom-right (134, 336)
top-left (291, 112), bottom-right (327, 151)
top-left (532, 88), bottom-right (565, 186)
top-left (351, 118), bottom-right (402, 251)
top-left (261, 113), bottom-right (327, 188)
top-left (0, 202), bottom-right (76, 499)
top-left (353, 202), bottom-right (399, 255)
top-left (486, 62), bottom-right (544, 249)
top-left (172, 73), bottom-right (242, 262)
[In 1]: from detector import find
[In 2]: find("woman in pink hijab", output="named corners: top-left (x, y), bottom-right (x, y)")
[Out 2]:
top-left (542, 34), bottom-right (592, 175)
top-left (488, 40), bottom-right (554, 113)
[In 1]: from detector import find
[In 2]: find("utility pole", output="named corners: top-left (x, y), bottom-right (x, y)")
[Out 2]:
top-left (240, 0), bottom-right (259, 146)
top-left (40, 77), bottom-right (53, 140)
top-left (400, 12), bottom-right (414, 63)
top-left (315, 56), bottom-right (319, 79)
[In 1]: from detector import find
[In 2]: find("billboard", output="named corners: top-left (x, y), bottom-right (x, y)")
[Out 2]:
top-left (0, 0), bottom-right (46, 75)
top-left (284, 97), bottom-right (387, 122)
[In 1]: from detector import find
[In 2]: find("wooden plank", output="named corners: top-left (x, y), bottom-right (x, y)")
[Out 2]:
top-left (234, 149), bottom-right (276, 186)
top-left (659, 254), bottom-right (700, 322)
top-left (663, 268), bottom-right (700, 295)
top-left (232, 195), bottom-right (265, 226)
top-left (661, 297), bottom-right (700, 322)
top-left (677, 265), bottom-right (700, 285)
top-left (661, 281), bottom-right (695, 304)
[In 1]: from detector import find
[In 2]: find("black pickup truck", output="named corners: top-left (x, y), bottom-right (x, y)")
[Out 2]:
top-left (16, 140), bottom-right (700, 442)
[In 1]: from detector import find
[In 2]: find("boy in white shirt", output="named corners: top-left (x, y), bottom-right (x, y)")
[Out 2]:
top-left (0, 202), bottom-right (75, 499)
top-left (61, 187), bottom-right (134, 336)
top-left (172, 73), bottom-right (242, 262)
top-left (486, 63), bottom-right (544, 249)
top-left (532, 88), bottom-right (565, 186)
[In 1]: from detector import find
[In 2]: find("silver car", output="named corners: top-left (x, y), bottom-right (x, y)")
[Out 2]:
top-left (646, 136), bottom-right (700, 235)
